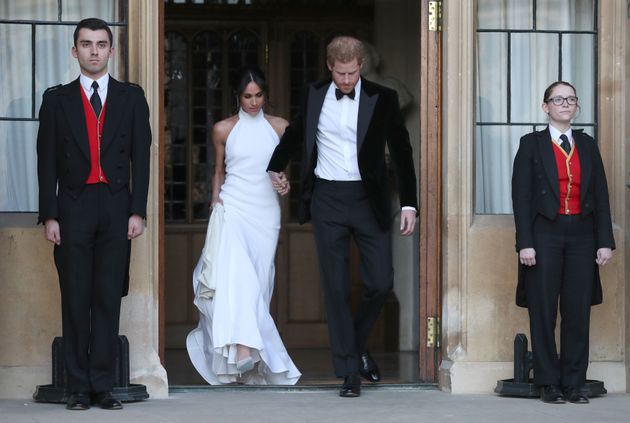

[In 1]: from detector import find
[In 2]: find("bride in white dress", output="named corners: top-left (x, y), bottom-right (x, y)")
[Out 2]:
top-left (187, 68), bottom-right (301, 385)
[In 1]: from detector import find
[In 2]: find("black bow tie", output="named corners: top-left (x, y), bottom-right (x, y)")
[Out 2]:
top-left (335, 88), bottom-right (355, 100)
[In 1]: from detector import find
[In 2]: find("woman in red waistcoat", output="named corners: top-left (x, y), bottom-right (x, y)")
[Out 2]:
top-left (511, 81), bottom-right (614, 404)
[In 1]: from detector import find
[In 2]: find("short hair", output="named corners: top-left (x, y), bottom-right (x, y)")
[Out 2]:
top-left (233, 66), bottom-right (268, 97)
top-left (326, 36), bottom-right (364, 67)
top-left (74, 18), bottom-right (113, 47)
top-left (543, 81), bottom-right (577, 103)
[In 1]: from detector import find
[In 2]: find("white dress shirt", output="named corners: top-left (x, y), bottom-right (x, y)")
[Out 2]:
top-left (314, 79), bottom-right (416, 213)
top-left (314, 79), bottom-right (362, 181)
top-left (79, 73), bottom-right (109, 106)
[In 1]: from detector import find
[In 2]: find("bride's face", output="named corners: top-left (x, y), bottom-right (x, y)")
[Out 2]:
top-left (240, 81), bottom-right (265, 116)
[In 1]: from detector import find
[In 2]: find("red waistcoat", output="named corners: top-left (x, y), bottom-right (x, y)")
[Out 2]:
top-left (80, 87), bottom-right (108, 184)
top-left (553, 140), bottom-right (581, 215)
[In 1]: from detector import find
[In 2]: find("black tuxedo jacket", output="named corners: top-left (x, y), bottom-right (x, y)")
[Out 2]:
top-left (267, 77), bottom-right (417, 230)
top-left (37, 76), bottom-right (151, 224)
top-left (511, 127), bottom-right (615, 307)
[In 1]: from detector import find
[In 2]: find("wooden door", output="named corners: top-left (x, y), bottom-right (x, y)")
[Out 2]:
top-left (418, 0), bottom-right (443, 382)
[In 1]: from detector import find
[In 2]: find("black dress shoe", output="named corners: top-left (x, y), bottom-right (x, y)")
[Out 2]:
top-left (66, 392), bottom-right (90, 410)
top-left (93, 392), bottom-right (123, 410)
top-left (540, 385), bottom-right (565, 404)
top-left (565, 387), bottom-right (589, 404)
top-left (339, 374), bottom-right (361, 398)
top-left (358, 352), bottom-right (381, 382)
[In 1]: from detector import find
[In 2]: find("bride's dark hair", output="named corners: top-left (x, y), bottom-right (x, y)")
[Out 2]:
top-left (234, 66), bottom-right (268, 98)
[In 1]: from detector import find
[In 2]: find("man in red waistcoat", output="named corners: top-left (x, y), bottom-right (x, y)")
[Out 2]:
top-left (37, 18), bottom-right (151, 411)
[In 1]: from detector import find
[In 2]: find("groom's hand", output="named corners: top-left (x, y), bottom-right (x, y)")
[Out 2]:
top-left (399, 210), bottom-right (416, 236)
top-left (268, 171), bottom-right (290, 196)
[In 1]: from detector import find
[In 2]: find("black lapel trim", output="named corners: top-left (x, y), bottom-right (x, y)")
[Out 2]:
top-left (305, 81), bottom-right (329, 163)
top-left (357, 78), bottom-right (378, 152)
top-left (573, 129), bottom-right (592, 204)
top-left (538, 127), bottom-right (560, 200)
top-left (61, 78), bottom-right (90, 159)
top-left (101, 77), bottom-right (128, 153)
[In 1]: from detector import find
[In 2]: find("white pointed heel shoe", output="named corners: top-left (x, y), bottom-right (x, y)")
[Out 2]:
top-left (236, 357), bottom-right (255, 373)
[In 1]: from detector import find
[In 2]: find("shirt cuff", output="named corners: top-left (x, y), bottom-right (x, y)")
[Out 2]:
top-left (401, 206), bottom-right (416, 212)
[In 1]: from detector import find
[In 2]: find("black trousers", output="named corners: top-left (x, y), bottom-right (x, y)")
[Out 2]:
top-left (311, 178), bottom-right (393, 378)
top-left (524, 214), bottom-right (595, 388)
top-left (54, 184), bottom-right (130, 393)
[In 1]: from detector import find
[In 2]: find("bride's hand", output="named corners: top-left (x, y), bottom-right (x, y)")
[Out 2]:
top-left (209, 198), bottom-right (223, 211)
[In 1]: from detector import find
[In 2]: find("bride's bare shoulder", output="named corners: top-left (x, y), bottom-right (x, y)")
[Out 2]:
top-left (212, 115), bottom-right (239, 141)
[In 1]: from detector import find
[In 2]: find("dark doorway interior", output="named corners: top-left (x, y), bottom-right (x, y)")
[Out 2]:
top-left (163, 0), bottom-right (422, 386)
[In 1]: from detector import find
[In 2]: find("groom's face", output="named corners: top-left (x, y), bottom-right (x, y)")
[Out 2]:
top-left (328, 58), bottom-right (361, 94)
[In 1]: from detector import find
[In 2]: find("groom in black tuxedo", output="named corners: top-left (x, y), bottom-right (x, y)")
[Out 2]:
top-left (267, 36), bottom-right (417, 397)
top-left (37, 18), bottom-right (151, 410)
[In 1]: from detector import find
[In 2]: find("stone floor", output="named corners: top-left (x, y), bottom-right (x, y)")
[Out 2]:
top-left (2, 388), bottom-right (628, 423)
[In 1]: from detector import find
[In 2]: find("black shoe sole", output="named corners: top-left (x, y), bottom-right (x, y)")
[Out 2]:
top-left (66, 404), bottom-right (90, 410)
top-left (359, 371), bottom-right (381, 383)
top-left (339, 391), bottom-right (360, 398)
top-left (541, 397), bottom-right (565, 404)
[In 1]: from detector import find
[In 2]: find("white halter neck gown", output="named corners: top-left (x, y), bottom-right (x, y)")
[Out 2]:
top-left (187, 109), bottom-right (301, 385)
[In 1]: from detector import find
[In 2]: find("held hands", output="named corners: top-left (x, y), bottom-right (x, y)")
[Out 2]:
top-left (44, 219), bottom-right (61, 245)
top-left (128, 214), bottom-right (145, 240)
top-left (596, 248), bottom-right (613, 266)
top-left (268, 171), bottom-right (290, 196)
top-left (399, 209), bottom-right (416, 236)
top-left (519, 248), bottom-right (536, 266)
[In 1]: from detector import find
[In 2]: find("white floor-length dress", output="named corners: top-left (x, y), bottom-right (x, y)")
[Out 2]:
top-left (186, 108), bottom-right (301, 385)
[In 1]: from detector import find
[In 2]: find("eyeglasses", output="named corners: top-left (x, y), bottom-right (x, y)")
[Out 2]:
top-left (546, 96), bottom-right (578, 106)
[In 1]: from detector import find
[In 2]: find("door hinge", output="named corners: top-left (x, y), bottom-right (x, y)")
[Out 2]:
top-left (426, 316), bottom-right (441, 348)
top-left (428, 1), bottom-right (442, 32)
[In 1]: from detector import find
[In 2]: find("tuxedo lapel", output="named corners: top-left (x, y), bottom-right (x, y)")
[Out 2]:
top-left (61, 78), bottom-right (90, 160)
top-left (357, 79), bottom-right (378, 152)
top-left (538, 128), bottom-right (560, 200)
top-left (305, 82), bottom-right (329, 164)
top-left (574, 131), bottom-right (592, 205)
top-left (101, 77), bottom-right (127, 153)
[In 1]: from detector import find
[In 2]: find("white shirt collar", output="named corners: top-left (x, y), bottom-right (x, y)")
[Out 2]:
top-left (548, 124), bottom-right (572, 145)
top-left (79, 73), bottom-right (109, 94)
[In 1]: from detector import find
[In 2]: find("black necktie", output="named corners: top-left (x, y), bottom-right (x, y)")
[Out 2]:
top-left (335, 88), bottom-right (355, 100)
top-left (559, 134), bottom-right (571, 154)
top-left (90, 81), bottom-right (102, 117)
